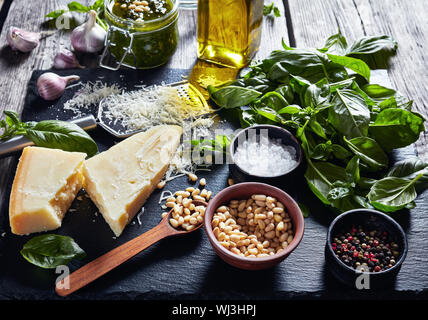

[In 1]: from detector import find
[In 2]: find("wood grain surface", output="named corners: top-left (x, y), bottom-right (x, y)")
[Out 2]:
top-left (287, 0), bottom-right (428, 160)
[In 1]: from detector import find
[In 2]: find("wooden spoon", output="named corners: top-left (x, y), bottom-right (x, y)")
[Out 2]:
top-left (55, 200), bottom-right (207, 297)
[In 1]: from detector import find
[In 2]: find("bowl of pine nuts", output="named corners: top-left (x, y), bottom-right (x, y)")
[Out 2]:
top-left (204, 182), bottom-right (305, 270)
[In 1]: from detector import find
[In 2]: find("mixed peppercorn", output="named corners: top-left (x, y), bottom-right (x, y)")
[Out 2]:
top-left (331, 225), bottom-right (401, 272)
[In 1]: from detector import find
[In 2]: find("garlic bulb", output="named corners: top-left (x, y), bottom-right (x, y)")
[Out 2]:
top-left (7, 27), bottom-right (40, 53)
top-left (37, 73), bottom-right (80, 101)
top-left (71, 10), bottom-right (106, 53)
top-left (53, 49), bottom-right (84, 69)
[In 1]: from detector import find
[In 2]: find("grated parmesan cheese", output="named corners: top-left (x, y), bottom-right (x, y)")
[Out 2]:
top-left (100, 85), bottom-right (211, 132)
top-left (64, 81), bottom-right (122, 117)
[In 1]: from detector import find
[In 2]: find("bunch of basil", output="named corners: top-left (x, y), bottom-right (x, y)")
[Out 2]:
top-left (208, 31), bottom-right (427, 214)
top-left (1, 110), bottom-right (98, 157)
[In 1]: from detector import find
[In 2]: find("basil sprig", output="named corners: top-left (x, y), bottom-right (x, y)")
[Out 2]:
top-left (1, 110), bottom-right (98, 157)
top-left (20, 234), bottom-right (86, 269)
top-left (46, 0), bottom-right (107, 30)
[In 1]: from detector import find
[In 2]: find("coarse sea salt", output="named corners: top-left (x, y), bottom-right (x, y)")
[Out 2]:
top-left (234, 137), bottom-right (297, 177)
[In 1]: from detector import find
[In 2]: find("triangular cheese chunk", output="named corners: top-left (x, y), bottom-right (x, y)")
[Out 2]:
top-left (9, 147), bottom-right (86, 235)
top-left (83, 125), bottom-right (182, 236)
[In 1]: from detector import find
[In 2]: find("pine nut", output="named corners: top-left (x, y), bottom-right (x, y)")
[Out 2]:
top-left (157, 180), bottom-right (166, 189)
top-left (217, 206), bottom-right (228, 213)
top-left (253, 194), bottom-right (266, 201)
top-left (212, 196), bottom-right (293, 258)
top-left (273, 207), bottom-right (284, 214)
top-left (166, 201), bottom-right (175, 208)
top-left (188, 173), bottom-right (198, 182)
top-left (193, 195), bottom-right (205, 202)
top-left (199, 178), bottom-right (206, 186)
top-left (169, 218), bottom-right (179, 228)
top-left (255, 200), bottom-right (266, 207)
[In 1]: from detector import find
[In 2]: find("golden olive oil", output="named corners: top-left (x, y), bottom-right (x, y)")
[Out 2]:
top-left (197, 0), bottom-right (264, 69)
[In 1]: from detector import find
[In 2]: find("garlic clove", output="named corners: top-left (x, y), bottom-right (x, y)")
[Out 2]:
top-left (7, 27), bottom-right (40, 53)
top-left (37, 72), bottom-right (80, 101)
top-left (53, 49), bottom-right (84, 69)
top-left (71, 10), bottom-right (106, 53)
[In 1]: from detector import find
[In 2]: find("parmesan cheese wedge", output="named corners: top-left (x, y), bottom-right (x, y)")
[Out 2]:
top-left (9, 147), bottom-right (86, 235)
top-left (83, 125), bottom-right (183, 236)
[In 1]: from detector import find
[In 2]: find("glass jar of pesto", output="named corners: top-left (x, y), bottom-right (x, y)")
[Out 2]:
top-left (101, 0), bottom-right (179, 70)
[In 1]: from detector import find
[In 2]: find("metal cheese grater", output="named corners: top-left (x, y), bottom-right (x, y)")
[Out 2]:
top-left (97, 80), bottom-right (209, 138)
top-left (0, 80), bottom-right (208, 158)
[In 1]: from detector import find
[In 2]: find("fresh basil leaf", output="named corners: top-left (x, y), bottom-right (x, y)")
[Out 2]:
top-left (303, 83), bottom-right (330, 109)
top-left (24, 120), bottom-right (98, 157)
top-left (20, 234), bottom-right (86, 269)
top-left (328, 186), bottom-right (352, 202)
top-left (327, 54), bottom-right (371, 80)
top-left (4, 110), bottom-right (22, 126)
top-left (259, 91), bottom-right (289, 111)
top-left (304, 160), bottom-right (348, 205)
top-left (208, 85), bottom-right (261, 108)
top-left (263, 3), bottom-right (280, 17)
top-left (308, 119), bottom-right (327, 139)
top-left (328, 89), bottom-right (370, 138)
top-left (346, 35), bottom-right (398, 56)
top-left (369, 108), bottom-right (425, 151)
top-left (239, 107), bottom-right (277, 128)
top-left (263, 3), bottom-right (274, 15)
top-left (277, 105), bottom-right (302, 115)
top-left (357, 176), bottom-right (376, 188)
top-left (46, 9), bottom-right (68, 18)
top-left (320, 31), bottom-right (348, 55)
top-left (343, 136), bottom-right (388, 171)
top-left (90, 0), bottom-right (104, 11)
top-left (68, 1), bottom-right (90, 12)
top-left (368, 174), bottom-right (422, 212)
top-left (263, 49), bottom-right (348, 84)
top-left (362, 83), bottom-right (396, 99)
top-left (331, 144), bottom-right (353, 160)
top-left (281, 39), bottom-right (294, 51)
top-left (275, 85), bottom-right (294, 104)
top-left (346, 156), bottom-right (360, 183)
top-left (387, 158), bottom-right (428, 189)
top-left (233, 77), bottom-right (275, 94)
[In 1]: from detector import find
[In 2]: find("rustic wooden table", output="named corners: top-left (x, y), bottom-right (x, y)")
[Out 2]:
top-left (0, 0), bottom-right (427, 299)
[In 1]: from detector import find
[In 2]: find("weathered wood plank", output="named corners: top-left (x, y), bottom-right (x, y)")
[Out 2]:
top-left (351, 0), bottom-right (428, 160)
top-left (287, 0), bottom-right (428, 161)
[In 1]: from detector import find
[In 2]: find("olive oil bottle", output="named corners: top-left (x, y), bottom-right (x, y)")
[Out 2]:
top-left (197, 0), bottom-right (264, 69)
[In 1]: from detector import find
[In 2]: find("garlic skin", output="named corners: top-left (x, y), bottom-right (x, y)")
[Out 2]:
top-left (7, 27), bottom-right (40, 53)
top-left (37, 73), bottom-right (80, 101)
top-left (53, 49), bottom-right (84, 69)
top-left (71, 10), bottom-right (106, 53)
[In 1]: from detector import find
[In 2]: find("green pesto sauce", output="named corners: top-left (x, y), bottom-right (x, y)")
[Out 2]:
top-left (107, 0), bottom-right (178, 69)
top-left (112, 0), bottom-right (172, 21)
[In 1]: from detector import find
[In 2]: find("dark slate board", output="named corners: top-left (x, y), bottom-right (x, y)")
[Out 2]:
top-left (0, 68), bottom-right (427, 300)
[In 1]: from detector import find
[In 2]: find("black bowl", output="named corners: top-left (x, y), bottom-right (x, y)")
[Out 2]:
top-left (325, 209), bottom-right (408, 289)
top-left (229, 125), bottom-right (303, 188)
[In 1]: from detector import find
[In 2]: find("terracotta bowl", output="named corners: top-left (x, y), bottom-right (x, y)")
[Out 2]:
top-left (204, 182), bottom-right (305, 270)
